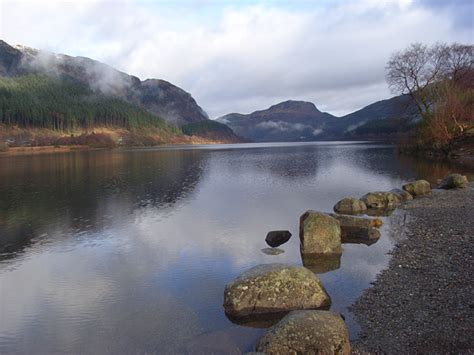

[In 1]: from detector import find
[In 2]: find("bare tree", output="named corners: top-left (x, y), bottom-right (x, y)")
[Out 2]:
top-left (386, 43), bottom-right (447, 117)
top-left (444, 43), bottom-right (474, 84)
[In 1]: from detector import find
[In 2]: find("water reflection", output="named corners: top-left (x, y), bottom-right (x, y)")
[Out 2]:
top-left (302, 253), bottom-right (342, 274)
top-left (0, 142), bottom-right (470, 353)
top-left (261, 247), bottom-right (285, 255)
top-left (0, 150), bottom-right (206, 257)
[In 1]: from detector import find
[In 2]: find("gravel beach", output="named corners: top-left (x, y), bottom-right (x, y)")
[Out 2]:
top-left (352, 182), bottom-right (474, 354)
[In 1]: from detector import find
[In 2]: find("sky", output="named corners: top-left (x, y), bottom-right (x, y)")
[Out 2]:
top-left (0, 0), bottom-right (473, 118)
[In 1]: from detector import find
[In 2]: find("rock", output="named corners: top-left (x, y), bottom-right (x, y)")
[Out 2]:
top-left (223, 264), bottom-right (331, 318)
top-left (261, 247), bottom-right (285, 255)
top-left (299, 211), bottom-right (342, 256)
top-left (329, 214), bottom-right (382, 245)
top-left (302, 254), bottom-right (341, 274)
top-left (402, 180), bottom-right (431, 196)
top-left (438, 173), bottom-right (469, 189)
top-left (265, 230), bottom-right (292, 247)
top-left (390, 188), bottom-right (414, 201)
top-left (255, 310), bottom-right (351, 354)
top-left (333, 197), bottom-right (367, 214)
top-left (360, 191), bottom-right (402, 209)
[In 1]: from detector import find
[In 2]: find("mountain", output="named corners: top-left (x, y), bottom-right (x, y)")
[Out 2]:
top-left (217, 100), bottom-right (337, 142)
top-left (217, 96), bottom-right (419, 142)
top-left (0, 40), bottom-right (242, 145)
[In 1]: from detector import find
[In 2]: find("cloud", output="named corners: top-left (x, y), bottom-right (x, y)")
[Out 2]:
top-left (1, 0), bottom-right (472, 118)
top-left (256, 120), bottom-right (318, 133)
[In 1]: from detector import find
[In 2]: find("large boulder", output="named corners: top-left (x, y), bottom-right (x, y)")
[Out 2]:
top-left (329, 214), bottom-right (382, 245)
top-left (265, 230), bottom-right (292, 247)
top-left (299, 211), bottom-right (342, 256)
top-left (402, 180), bottom-right (431, 196)
top-left (256, 310), bottom-right (351, 354)
top-left (223, 264), bottom-right (331, 318)
top-left (360, 191), bottom-right (402, 209)
top-left (390, 188), bottom-right (413, 201)
top-left (333, 197), bottom-right (367, 215)
top-left (438, 173), bottom-right (469, 189)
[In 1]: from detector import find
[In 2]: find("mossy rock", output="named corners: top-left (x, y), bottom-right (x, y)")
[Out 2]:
top-left (333, 197), bottom-right (367, 214)
top-left (360, 191), bottom-right (402, 209)
top-left (256, 310), bottom-right (351, 354)
top-left (299, 211), bottom-right (342, 256)
top-left (223, 264), bottom-right (331, 318)
top-left (402, 180), bottom-right (431, 196)
top-left (438, 173), bottom-right (469, 189)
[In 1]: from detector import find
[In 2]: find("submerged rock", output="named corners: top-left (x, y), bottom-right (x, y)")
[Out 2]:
top-left (438, 173), bottom-right (469, 189)
top-left (390, 188), bottom-right (414, 201)
top-left (302, 253), bottom-right (341, 274)
top-left (261, 247), bottom-right (285, 256)
top-left (265, 230), bottom-right (292, 247)
top-left (299, 211), bottom-right (342, 256)
top-left (402, 180), bottom-right (431, 196)
top-left (256, 310), bottom-right (351, 354)
top-left (333, 197), bottom-right (367, 215)
top-left (329, 214), bottom-right (382, 245)
top-left (223, 264), bottom-right (331, 318)
top-left (360, 191), bottom-right (402, 209)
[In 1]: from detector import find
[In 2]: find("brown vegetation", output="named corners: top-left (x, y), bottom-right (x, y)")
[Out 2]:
top-left (387, 43), bottom-right (474, 154)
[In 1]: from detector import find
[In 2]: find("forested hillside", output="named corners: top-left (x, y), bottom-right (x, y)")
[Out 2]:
top-left (0, 40), bottom-right (243, 147)
top-left (0, 74), bottom-right (177, 132)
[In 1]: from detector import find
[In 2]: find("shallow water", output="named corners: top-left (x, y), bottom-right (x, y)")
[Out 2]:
top-left (0, 142), bottom-right (470, 353)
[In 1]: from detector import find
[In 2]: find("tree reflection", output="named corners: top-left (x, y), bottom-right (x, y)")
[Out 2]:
top-left (0, 150), bottom-right (205, 258)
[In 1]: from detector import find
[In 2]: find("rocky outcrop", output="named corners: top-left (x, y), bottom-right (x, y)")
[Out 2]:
top-left (265, 230), bottom-right (292, 248)
top-left (333, 197), bottom-right (367, 214)
top-left (360, 191), bottom-right (402, 209)
top-left (390, 188), bottom-right (413, 201)
top-left (402, 180), bottom-right (431, 196)
top-left (256, 310), bottom-right (351, 354)
top-left (223, 264), bottom-right (330, 318)
top-left (299, 211), bottom-right (342, 256)
top-left (329, 214), bottom-right (382, 245)
top-left (438, 174), bottom-right (469, 189)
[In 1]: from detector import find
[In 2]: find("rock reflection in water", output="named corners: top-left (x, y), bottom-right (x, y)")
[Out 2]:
top-left (226, 311), bottom-right (291, 329)
top-left (302, 253), bottom-right (342, 274)
top-left (341, 234), bottom-right (380, 246)
top-left (261, 247), bottom-right (285, 255)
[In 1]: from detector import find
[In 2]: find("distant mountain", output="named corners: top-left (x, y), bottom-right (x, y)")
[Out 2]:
top-left (217, 96), bottom-right (419, 142)
top-left (0, 40), bottom-right (241, 144)
top-left (217, 100), bottom-right (337, 142)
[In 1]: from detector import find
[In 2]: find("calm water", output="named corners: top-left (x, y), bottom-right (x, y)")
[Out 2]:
top-left (0, 142), bottom-right (471, 353)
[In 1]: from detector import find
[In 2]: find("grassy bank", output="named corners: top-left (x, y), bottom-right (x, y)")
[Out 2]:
top-left (0, 125), bottom-right (241, 156)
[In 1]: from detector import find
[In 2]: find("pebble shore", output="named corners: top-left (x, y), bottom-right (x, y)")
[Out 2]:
top-left (352, 182), bottom-right (474, 353)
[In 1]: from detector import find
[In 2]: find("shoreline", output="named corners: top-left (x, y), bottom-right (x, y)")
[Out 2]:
top-left (0, 139), bottom-right (238, 157)
top-left (351, 183), bottom-right (474, 353)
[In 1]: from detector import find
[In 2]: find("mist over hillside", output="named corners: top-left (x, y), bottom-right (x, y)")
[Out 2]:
top-left (217, 95), bottom-right (419, 142)
top-left (0, 40), bottom-right (242, 144)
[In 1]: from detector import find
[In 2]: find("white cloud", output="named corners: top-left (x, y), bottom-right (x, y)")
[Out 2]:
top-left (0, 0), bottom-right (472, 118)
